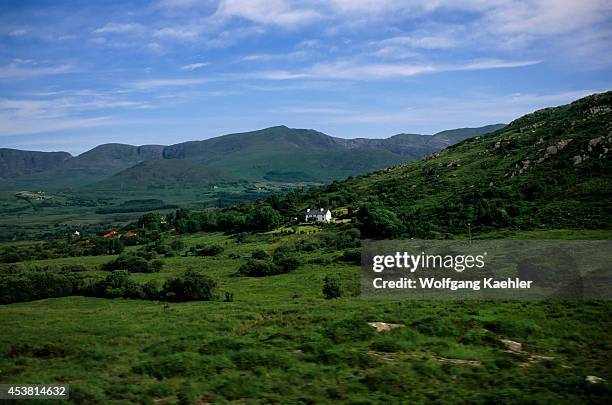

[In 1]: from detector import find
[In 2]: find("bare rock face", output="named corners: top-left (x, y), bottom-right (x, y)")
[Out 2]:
top-left (537, 139), bottom-right (573, 163)
top-left (500, 339), bottom-right (523, 353)
top-left (585, 375), bottom-right (606, 384)
top-left (572, 155), bottom-right (583, 165)
top-left (588, 136), bottom-right (603, 151)
top-left (368, 322), bottom-right (406, 332)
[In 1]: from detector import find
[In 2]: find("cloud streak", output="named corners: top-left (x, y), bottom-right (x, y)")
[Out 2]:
top-left (252, 58), bottom-right (542, 81)
top-left (126, 78), bottom-right (209, 90)
top-left (0, 60), bottom-right (72, 79)
top-left (180, 62), bottom-right (210, 71)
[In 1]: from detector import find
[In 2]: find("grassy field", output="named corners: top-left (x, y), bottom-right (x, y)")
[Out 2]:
top-left (1, 229), bottom-right (611, 404)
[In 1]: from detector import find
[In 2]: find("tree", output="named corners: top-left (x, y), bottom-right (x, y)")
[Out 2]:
top-left (246, 205), bottom-right (283, 232)
top-left (162, 269), bottom-right (216, 301)
top-left (138, 212), bottom-right (163, 231)
top-left (357, 204), bottom-right (402, 238)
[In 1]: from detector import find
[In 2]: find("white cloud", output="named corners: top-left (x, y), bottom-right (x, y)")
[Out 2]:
top-left (93, 23), bottom-right (145, 34)
top-left (216, 0), bottom-right (324, 26)
top-left (146, 42), bottom-right (165, 53)
top-left (127, 78), bottom-right (209, 90)
top-left (0, 90), bottom-right (155, 136)
top-left (156, 0), bottom-right (202, 8)
top-left (154, 27), bottom-right (200, 40)
top-left (0, 60), bottom-right (72, 79)
top-left (483, 0), bottom-right (612, 36)
top-left (180, 62), bottom-right (210, 71)
top-left (0, 114), bottom-right (118, 137)
top-left (241, 50), bottom-right (310, 62)
top-left (8, 28), bottom-right (29, 37)
top-left (250, 58), bottom-right (541, 80)
top-left (375, 33), bottom-right (457, 50)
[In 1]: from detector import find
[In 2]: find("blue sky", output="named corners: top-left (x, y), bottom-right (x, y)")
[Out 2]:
top-left (1, 0), bottom-right (611, 155)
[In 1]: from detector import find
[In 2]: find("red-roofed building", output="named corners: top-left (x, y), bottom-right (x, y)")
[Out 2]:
top-left (103, 230), bottom-right (119, 238)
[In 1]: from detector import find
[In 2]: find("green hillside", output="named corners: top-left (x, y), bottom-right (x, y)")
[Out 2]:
top-left (95, 159), bottom-right (236, 190)
top-left (264, 92), bottom-right (612, 237)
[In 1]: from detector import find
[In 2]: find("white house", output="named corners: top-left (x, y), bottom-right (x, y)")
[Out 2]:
top-left (305, 208), bottom-right (332, 222)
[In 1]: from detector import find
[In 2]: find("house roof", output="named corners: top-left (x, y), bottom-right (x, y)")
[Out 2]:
top-left (304, 208), bottom-right (331, 215)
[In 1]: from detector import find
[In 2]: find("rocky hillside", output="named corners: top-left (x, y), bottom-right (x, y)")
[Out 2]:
top-left (266, 91), bottom-right (612, 236)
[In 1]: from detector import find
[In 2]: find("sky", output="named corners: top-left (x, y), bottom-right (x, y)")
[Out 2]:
top-left (0, 0), bottom-right (611, 155)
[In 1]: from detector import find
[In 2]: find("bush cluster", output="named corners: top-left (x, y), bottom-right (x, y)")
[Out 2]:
top-left (0, 269), bottom-right (219, 305)
top-left (0, 237), bottom-right (125, 263)
top-left (102, 254), bottom-right (164, 273)
top-left (191, 244), bottom-right (224, 257)
top-left (238, 246), bottom-right (301, 277)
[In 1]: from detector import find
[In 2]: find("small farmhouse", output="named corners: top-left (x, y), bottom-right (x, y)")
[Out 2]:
top-left (304, 208), bottom-right (332, 222)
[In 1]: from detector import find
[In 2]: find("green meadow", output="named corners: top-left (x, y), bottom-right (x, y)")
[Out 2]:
top-left (1, 229), bottom-right (611, 404)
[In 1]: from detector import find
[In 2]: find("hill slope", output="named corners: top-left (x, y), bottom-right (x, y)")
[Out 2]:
top-left (0, 149), bottom-right (72, 179)
top-left (96, 159), bottom-right (235, 190)
top-left (266, 92), bottom-right (612, 236)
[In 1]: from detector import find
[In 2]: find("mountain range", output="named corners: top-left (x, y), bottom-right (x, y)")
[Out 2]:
top-left (0, 124), bottom-right (504, 189)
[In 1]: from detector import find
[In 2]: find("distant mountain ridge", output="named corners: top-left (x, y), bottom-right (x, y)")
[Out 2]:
top-left (0, 149), bottom-right (72, 179)
top-left (0, 124), bottom-right (504, 189)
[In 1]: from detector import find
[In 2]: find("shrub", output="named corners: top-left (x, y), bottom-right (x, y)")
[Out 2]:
top-left (171, 239), bottom-right (185, 251)
top-left (87, 237), bottom-right (124, 255)
top-left (149, 259), bottom-right (164, 273)
top-left (238, 259), bottom-right (281, 277)
top-left (99, 270), bottom-right (142, 298)
top-left (0, 272), bottom-right (74, 304)
top-left (323, 275), bottom-right (342, 299)
top-left (271, 246), bottom-right (301, 272)
top-left (142, 280), bottom-right (160, 300)
top-left (273, 253), bottom-right (300, 273)
top-left (337, 249), bottom-right (361, 265)
top-left (134, 249), bottom-right (156, 261)
top-left (196, 244), bottom-right (224, 256)
top-left (60, 264), bottom-right (88, 272)
top-left (251, 249), bottom-right (269, 260)
top-left (102, 254), bottom-right (150, 273)
top-left (134, 352), bottom-right (206, 379)
top-left (323, 318), bottom-right (375, 343)
top-left (162, 269), bottom-right (217, 301)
